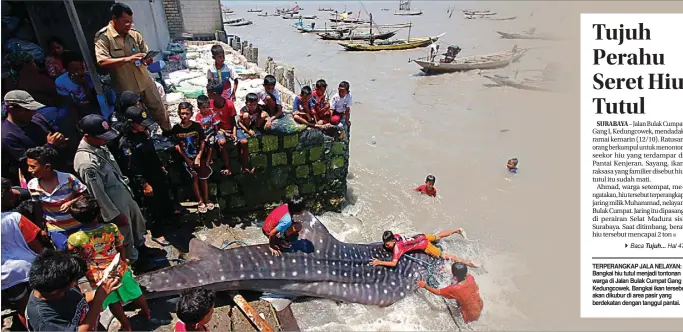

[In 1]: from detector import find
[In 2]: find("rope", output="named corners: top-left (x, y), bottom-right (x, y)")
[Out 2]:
top-left (222, 240), bottom-right (249, 249)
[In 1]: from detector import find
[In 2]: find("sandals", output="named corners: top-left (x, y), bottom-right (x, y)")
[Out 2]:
top-left (220, 168), bottom-right (232, 176)
top-left (242, 167), bottom-right (255, 174)
top-left (152, 237), bottom-right (171, 246)
top-left (207, 202), bottom-right (215, 211)
top-left (198, 203), bottom-right (208, 214)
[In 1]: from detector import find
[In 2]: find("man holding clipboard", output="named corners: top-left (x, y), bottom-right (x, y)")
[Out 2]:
top-left (94, 2), bottom-right (171, 131)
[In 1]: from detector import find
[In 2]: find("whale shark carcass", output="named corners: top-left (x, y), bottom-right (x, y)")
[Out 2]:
top-left (135, 212), bottom-right (442, 307)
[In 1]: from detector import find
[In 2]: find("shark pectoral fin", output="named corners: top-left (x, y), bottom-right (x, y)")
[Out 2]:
top-left (188, 238), bottom-right (223, 260)
top-left (260, 296), bottom-right (294, 311)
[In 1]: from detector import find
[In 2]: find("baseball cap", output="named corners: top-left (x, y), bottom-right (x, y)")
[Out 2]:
top-left (3, 90), bottom-right (45, 111)
top-left (78, 114), bottom-right (119, 141)
top-left (124, 106), bottom-right (155, 127)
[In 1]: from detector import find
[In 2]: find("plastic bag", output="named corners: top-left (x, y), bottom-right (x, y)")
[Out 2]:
top-left (6, 38), bottom-right (44, 63)
top-left (268, 113), bottom-right (306, 134)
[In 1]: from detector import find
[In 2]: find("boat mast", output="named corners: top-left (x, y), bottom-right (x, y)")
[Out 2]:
top-left (407, 21), bottom-right (411, 42)
top-left (369, 13), bottom-right (374, 45)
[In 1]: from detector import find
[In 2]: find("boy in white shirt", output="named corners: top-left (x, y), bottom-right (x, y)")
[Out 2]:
top-left (329, 81), bottom-right (352, 126)
top-left (257, 75), bottom-right (283, 130)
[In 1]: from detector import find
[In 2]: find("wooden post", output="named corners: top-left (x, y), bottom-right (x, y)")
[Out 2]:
top-left (241, 40), bottom-right (248, 54)
top-left (265, 57), bottom-right (273, 74)
top-left (275, 66), bottom-right (285, 84)
top-left (245, 45), bottom-right (252, 63)
top-left (252, 47), bottom-right (259, 65)
top-left (285, 67), bottom-right (295, 92)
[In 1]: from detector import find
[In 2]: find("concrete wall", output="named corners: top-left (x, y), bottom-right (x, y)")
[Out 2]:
top-left (161, 129), bottom-right (350, 218)
top-left (177, 0), bottom-right (221, 36)
top-left (126, 0), bottom-right (170, 52)
top-left (162, 0), bottom-right (183, 38)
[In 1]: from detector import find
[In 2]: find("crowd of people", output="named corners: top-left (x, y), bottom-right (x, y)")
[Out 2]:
top-left (0, 1), bottom-right (488, 331)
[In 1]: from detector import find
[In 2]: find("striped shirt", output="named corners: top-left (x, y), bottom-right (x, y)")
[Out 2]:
top-left (27, 171), bottom-right (88, 231)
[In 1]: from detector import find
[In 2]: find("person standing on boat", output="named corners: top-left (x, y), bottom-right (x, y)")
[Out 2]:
top-left (429, 44), bottom-right (439, 62)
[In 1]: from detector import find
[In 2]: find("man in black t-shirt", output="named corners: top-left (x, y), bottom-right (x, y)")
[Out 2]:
top-left (25, 250), bottom-right (120, 331)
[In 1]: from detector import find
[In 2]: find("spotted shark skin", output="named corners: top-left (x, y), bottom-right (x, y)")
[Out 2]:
top-left (135, 212), bottom-right (441, 307)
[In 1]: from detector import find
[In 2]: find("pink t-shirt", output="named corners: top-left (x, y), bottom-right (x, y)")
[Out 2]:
top-left (392, 234), bottom-right (429, 261)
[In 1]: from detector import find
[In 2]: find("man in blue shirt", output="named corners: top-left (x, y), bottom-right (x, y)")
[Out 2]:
top-left (1, 91), bottom-right (68, 184)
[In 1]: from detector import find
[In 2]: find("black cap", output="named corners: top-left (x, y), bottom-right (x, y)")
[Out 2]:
top-left (78, 114), bottom-right (119, 141)
top-left (124, 106), bottom-right (155, 127)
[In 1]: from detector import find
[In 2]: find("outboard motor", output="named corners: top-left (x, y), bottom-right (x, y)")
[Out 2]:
top-left (442, 45), bottom-right (461, 63)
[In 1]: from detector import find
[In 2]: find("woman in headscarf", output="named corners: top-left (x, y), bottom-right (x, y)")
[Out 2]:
top-left (44, 36), bottom-right (67, 79)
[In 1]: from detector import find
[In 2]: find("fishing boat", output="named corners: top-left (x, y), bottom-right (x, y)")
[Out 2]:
top-left (318, 29), bottom-right (398, 41)
top-left (224, 18), bottom-right (253, 27)
top-left (462, 9), bottom-right (491, 14)
top-left (282, 14), bottom-right (317, 19)
top-left (257, 12), bottom-right (270, 17)
top-left (318, 7), bottom-right (335, 12)
top-left (488, 16), bottom-right (517, 21)
top-left (338, 33), bottom-right (445, 51)
top-left (394, 0), bottom-right (423, 16)
top-left (466, 14), bottom-right (514, 20)
top-left (464, 11), bottom-right (497, 17)
top-left (496, 29), bottom-right (560, 40)
top-left (482, 74), bottom-right (556, 92)
top-left (247, 7), bottom-right (262, 13)
top-left (413, 46), bottom-right (529, 74)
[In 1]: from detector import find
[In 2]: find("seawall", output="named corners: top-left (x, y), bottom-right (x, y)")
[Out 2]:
top-left (162, 40), bottom-right (350, 220)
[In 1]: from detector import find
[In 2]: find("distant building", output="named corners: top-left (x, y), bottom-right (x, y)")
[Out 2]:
top-left (162, 0), bottom-right (223, 39)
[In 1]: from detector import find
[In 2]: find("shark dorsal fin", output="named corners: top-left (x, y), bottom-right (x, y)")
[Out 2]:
top-left (188, 238), bottom-right (222, 260)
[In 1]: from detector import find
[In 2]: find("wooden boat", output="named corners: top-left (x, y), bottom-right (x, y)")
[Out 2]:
top-left (464, 11), bottom-right (497, 16)
top-left (483, 74), bottom-right (556, 92)
top-left (489, 16), bottom-right (517, 21)
top-left (462, 10), bottom-right (491, 14)
top-left (466, 14), bottom-right (515, 20)
top-left (318, 29), bottom-right (398, 41)
top-left (413, 47), bottom-right (529, 74)
top-left (496, 31), bottom-right (560, 40)
top-left (394, 0), bottom-right (422, 16)
top-left (394, 10), bottom-right (423, 16)
top-left (338, 33), bottom-right (445, 51)
top-left (224, 18), bottom-right (253, 27)
top-left (329, 17), bottom-right (366, 23)
top-left (282, 14), bottom-right (317, 20)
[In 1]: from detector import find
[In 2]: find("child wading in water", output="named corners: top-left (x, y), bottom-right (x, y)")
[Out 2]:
top-left (414, 175), bottom-right (437, 197)
top-left (171, 102), bottom-right (214, 213)
top-left (175, 287), bottom-right (216, 331)
top-left (507, 158), bottom-right (519, 173)
top-left (67, 197), bottom-right (150, 331)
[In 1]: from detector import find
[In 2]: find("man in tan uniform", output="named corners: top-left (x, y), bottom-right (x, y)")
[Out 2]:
top-left (94, 2), bottom-right (171, 131)
top-left (73, 114), bottom-right (148, 265)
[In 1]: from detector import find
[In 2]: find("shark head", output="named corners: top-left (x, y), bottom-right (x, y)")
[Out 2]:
top-left (136, 212), bottom-right (441, 307)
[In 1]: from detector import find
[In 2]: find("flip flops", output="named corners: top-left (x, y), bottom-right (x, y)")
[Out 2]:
top-left (198, 203), bottom-right (208, 214)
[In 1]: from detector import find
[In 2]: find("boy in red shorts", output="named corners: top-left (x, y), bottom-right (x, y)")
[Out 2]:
top-left (370, 229), bottom-right (479, 268)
